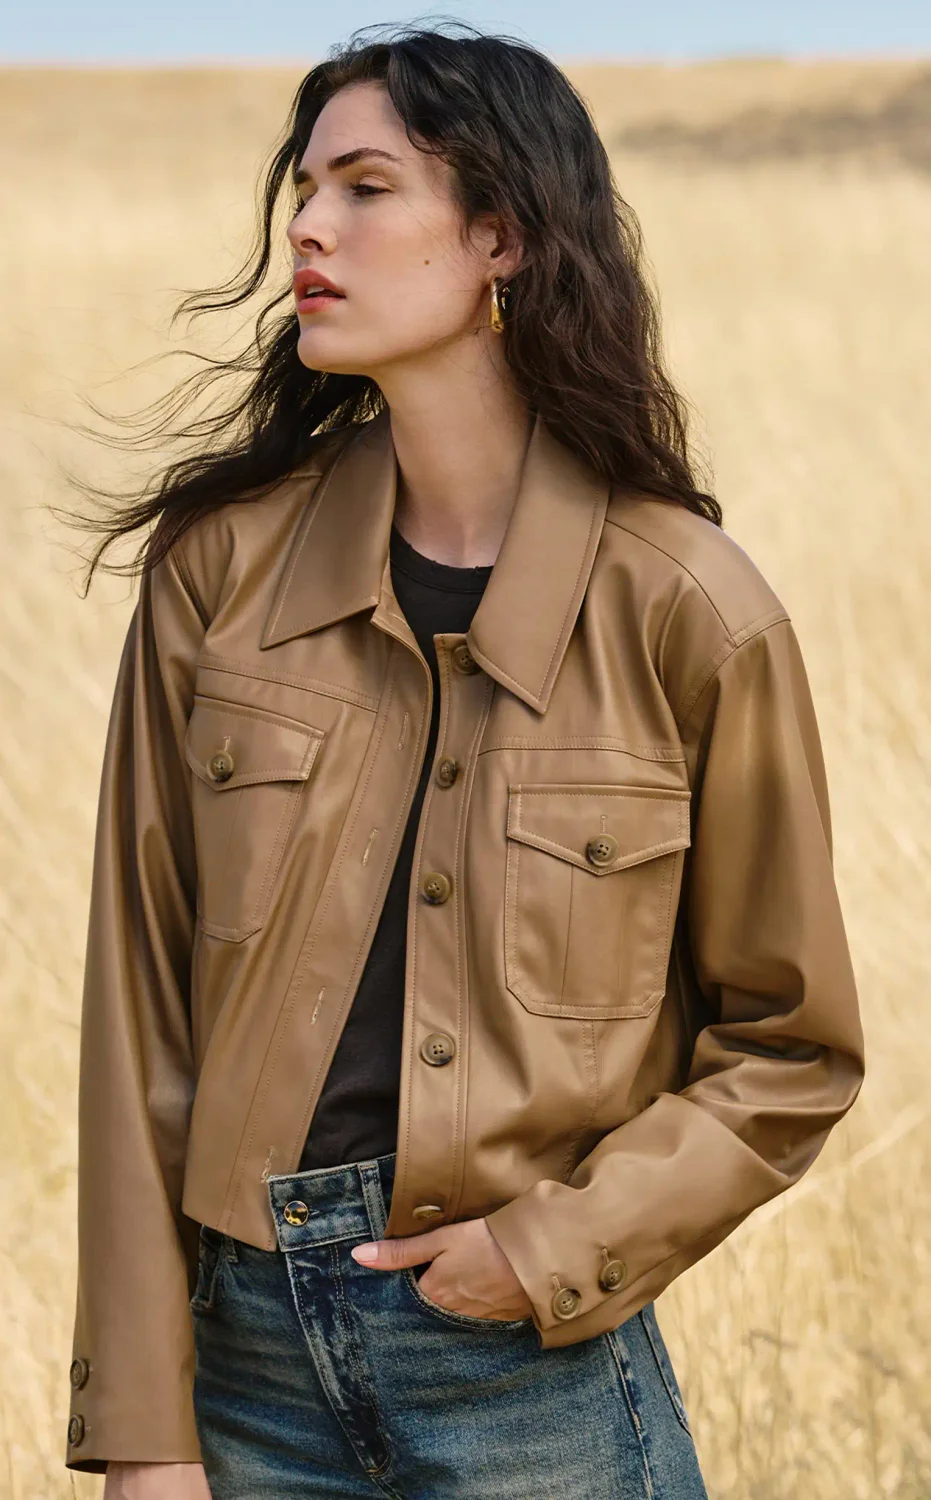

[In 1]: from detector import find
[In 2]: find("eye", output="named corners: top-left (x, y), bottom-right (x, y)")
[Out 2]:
top-left (291, 183), bottom-right (385, 217)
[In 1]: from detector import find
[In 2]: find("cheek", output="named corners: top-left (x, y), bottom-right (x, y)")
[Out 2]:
top-left (368, 248), bottom-right (479, 343)
top-left (360, 203), bottom-right (474, 309)
top-left (297, 203), bottom-right (481, 367)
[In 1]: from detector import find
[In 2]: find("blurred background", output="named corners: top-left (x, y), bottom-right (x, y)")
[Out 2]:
top-left (2, 3), bottom-right (930, 1496)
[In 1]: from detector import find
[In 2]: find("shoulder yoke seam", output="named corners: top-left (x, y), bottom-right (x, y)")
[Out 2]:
top-left (170, 541), bottom-right (210, 628)
top-left (604, 510), bottom-right (734, 639)
top-left (673, 610), bottom-right (791, 726)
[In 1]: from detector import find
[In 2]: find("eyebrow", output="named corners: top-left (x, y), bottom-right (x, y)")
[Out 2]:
top-left (293, 147), bottom-right (404, 187)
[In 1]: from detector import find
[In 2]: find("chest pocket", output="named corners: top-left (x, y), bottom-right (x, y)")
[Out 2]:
top-left (185, 696), bottom-right (325, 942)
top-left (504, 783), bottom-right (690, 1019)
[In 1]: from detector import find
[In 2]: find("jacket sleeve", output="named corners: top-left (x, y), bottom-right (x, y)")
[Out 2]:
top-left (484, 615), bottom-right (865, 1348)
top-left (65, 546), bottom-right (206, 1471)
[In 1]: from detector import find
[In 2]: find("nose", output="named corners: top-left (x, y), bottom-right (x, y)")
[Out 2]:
top-left (287, 195), bottom-right (336, 258)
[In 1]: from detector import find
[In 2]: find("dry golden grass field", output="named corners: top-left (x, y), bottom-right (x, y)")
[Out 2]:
top-left (2, 55), bottom-right (930, 1499)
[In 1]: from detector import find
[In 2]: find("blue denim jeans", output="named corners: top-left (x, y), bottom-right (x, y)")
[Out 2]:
top-left (191, 1150), bottom-right (707, 1498)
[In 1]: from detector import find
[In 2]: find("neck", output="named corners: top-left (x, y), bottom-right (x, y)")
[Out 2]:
top-left (372, 333), bottom-right (533, 569)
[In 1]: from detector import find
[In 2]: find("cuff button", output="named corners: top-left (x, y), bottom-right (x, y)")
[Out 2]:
top-left (551, 1285), bottom-right (582, 1320)
top-left (598, 1258), bottom-right (627, 1292)
top-left (69, 1357), bottom-right (90, 1390)
top-left (68, 1414), bottom-right (85, 1446)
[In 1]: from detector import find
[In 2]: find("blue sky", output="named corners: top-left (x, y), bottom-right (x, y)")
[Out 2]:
top-left (3, 0), bottom-right (931, 62)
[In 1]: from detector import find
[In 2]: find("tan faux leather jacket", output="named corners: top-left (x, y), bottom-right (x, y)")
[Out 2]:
top-left (65, 406), bottom-right (864, 1472)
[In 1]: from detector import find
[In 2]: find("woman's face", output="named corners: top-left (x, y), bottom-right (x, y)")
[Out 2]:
top-left (287, 81), bottom-right (509, 378)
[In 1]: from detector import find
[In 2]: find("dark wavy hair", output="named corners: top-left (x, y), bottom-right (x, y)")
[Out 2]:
top-left (66, 19), bottom-right (721, 587)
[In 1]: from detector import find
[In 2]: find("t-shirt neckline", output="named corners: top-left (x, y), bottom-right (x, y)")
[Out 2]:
top-left (389, 522), bottom-right (494, 594)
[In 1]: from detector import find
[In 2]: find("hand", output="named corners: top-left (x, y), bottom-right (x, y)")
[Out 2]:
top-left (350, 1216), bottom-right (534, 1322)
top-left (103, 1461), bottom-right (213, 1499)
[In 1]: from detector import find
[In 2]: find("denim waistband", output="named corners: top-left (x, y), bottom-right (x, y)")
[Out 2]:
top-left (265, 1150), bottom-right (397, 1252)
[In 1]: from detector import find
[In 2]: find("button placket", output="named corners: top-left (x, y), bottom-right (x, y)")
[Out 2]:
top-left (392, 636), bottom-right (493, 1237)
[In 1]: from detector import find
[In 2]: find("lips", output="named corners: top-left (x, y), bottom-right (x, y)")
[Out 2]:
top-left (293, 267), bottom-right (346, 313)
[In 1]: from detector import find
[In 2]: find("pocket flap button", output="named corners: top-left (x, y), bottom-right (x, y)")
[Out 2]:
top-left (69, 1357), bottom-right (90, 1390)
top-left (420, 1032), bottom-right (455, 1065)
top-left (283, 1200), bottom-right (309, 1226)
top-left (598, 1258), bottom-right (627, 1292)
top-left (551, 1286), bottom-right (582, 1319)
top-left (412, 1204), bottom-right (445, 1220)
top-left (585, 833), bottom-right (618, 867)
top-left (208, 749), bottom-right (235, 782)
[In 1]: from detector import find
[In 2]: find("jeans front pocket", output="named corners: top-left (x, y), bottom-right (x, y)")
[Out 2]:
top-left (638, 1301), bottom-right (692, 1435)
top-left (190, 1223), bottom-right (233, 1315)
top-left (402, 1263), bottom-right (534, 1332)
top-left (371, 1162), bottom-right (532, 1334)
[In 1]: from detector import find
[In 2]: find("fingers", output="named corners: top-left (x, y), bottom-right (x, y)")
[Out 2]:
top-left (350, 1231), bottom-right (441, 1270)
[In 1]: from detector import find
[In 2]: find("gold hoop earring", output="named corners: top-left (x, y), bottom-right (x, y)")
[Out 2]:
top-left (489, 277), bottom-right (509, 333)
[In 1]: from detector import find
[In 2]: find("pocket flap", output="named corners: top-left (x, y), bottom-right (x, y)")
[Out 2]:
top-left (506, 783), bottom-right (690, 874)
top-left (185, 697), bottom-right (324, 791)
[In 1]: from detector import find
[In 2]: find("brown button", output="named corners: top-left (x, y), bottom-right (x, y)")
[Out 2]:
top-left (451, 642), bottom-right (480, 675)
top-left (420, 1032), bottom-right (456, 1066)
top-left (69, 1357), bottom-right (90, 1390)
top-left (585, 834), bottom-right (618, 867)
top-left (435, 757), bottom-right (459, 788)
top-left (68, 1414), bottom-right (85, 1447)
top-left (551, 1285), bottom-right (582, 1320)
top-left (283, 1200), bottom-right (309, 1226)
top-left (598, 1258), bottom-right (627, 1292)
top-left (412, 1203), bottom-right (445, 1220)
top-left (208, 749), bottom-right (235, 782)
top-left (421, 871), bottom-right (451, 904)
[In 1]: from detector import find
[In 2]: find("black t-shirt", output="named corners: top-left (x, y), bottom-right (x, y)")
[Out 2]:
top-left (297, 521), bottom-right (494, 1171)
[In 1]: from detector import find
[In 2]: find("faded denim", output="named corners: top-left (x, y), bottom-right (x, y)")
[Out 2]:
top-left (191, 1150), bottom-right (708, 1498)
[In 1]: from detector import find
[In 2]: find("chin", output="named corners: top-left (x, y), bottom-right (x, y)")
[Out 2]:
top-left (295, 331), bottom-right (375, 377)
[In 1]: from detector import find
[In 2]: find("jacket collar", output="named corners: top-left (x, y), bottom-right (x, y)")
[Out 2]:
top-left (261, 405), bottom-right (610, 713)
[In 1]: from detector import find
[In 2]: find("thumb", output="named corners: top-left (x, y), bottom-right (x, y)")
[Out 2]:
top-left (350, 1231), bottom-right (441, 1270)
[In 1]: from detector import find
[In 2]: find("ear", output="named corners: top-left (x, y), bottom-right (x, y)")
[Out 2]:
top-left (473, 213), bottom-right (524, 284)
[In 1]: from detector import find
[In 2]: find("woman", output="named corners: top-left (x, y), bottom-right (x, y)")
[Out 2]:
top-left (64, 23), bottom-right (864, 1499)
